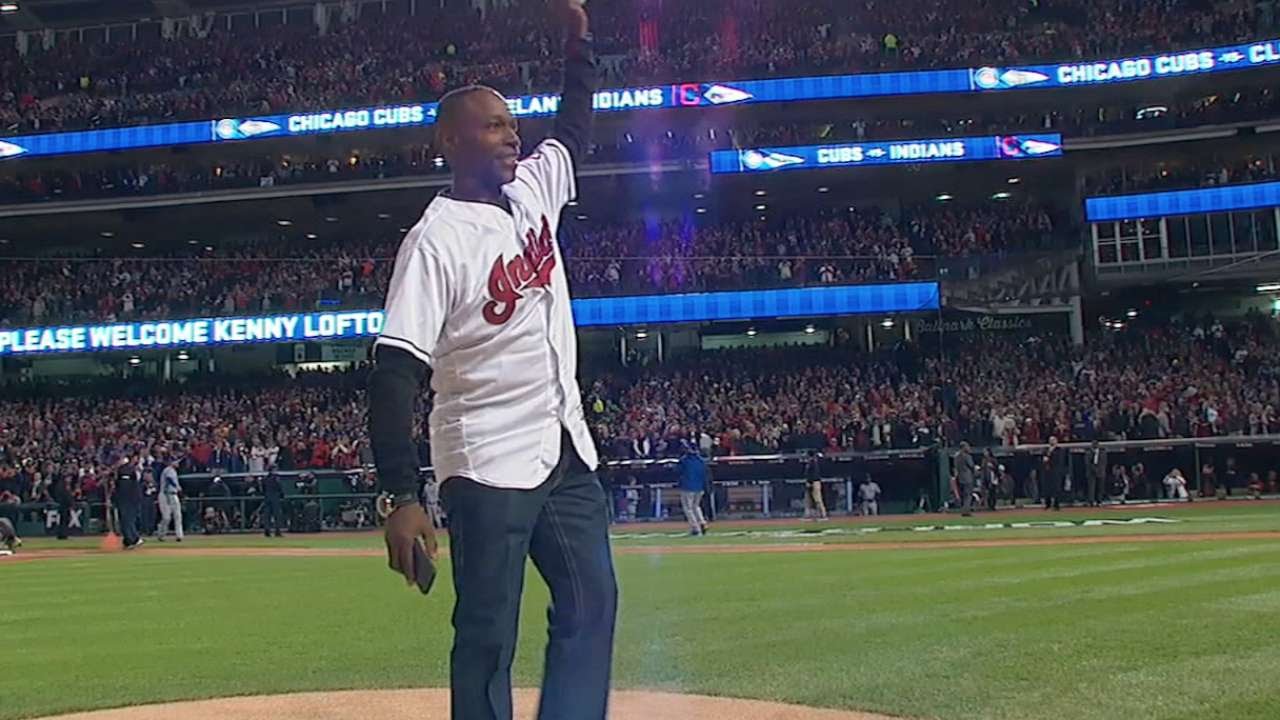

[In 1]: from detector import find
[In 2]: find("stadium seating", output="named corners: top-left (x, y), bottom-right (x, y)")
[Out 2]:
top-left (0, 202), bottom-right (1059, 327)
top-left (0, 0), bottom-right (1270, 131)
top-left (1, 316), bottom-right (1276, 506)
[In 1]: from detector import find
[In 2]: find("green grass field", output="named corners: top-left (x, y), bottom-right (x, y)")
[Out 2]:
top-left (3, 502), bottom-right (1279, 720)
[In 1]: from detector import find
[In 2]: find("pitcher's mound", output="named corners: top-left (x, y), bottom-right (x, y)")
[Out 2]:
top-left (34, 688), bottom-right (903, 720)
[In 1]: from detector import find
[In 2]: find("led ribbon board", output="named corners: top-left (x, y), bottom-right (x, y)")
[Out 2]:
top-left (1, 39), bottom-right (1276, 161)
top-left (0, 283), bottom-right (940, 357)
top-left (708, 134), bottom-right (1062, 174)
top-left (1085, 181), bottom-right (1280, 221)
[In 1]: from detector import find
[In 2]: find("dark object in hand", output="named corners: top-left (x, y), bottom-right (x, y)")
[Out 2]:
top-left (412, 537), bottom-right (437, 595)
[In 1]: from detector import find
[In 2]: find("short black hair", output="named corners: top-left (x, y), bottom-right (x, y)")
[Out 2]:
top-left (437, 85), bottom-right (502, 129)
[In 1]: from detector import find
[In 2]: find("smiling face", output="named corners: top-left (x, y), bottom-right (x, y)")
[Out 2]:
top-left (438, 87), bottom-right (521, 189)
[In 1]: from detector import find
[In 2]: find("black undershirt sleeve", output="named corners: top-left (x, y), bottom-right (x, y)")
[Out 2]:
top-left (550, 35), bottom-right (599, 170)
top-left (368, 345), bottom-right (430, 496)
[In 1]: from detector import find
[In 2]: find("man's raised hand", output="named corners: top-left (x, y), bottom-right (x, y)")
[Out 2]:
top-left (557, 0), bottom-right (589, 40)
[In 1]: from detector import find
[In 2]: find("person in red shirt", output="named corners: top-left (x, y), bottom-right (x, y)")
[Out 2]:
top-left (189, 440), bottom-right (212, 471)
top-left (310, 436), bottom-right (332, 468)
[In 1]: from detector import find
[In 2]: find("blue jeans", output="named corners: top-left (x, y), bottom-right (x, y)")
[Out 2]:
top-left (441, 438), bottom-right (617, 720)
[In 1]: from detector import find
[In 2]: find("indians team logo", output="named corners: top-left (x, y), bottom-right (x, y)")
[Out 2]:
top-left (483, 215), bottom-right (556, 325)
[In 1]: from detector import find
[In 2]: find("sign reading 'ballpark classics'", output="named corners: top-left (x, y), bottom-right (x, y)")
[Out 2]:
top-left (0, 283), bottom-right (940, 357)
top-left (1, 39), bottom-right (1277, 161)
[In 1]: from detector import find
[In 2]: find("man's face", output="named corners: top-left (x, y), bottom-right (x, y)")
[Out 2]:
top-left (441, 91), bottom-right (521, 187)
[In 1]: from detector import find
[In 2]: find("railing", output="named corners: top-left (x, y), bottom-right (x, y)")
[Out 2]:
top-left (1005, 434), bottom-right (1280, 496)
top-left (3, 491), bottom-right (381, 538)
top-left (12, 435), bottom-right (1274, 537)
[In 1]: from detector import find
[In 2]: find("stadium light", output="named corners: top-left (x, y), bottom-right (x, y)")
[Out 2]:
top-left (746, 328), bottom-right (758, 337)
top-left (635, 330), bottom-right (648, 340)
top-left (991, 191), bottom-right (1012, 200)
top-left (804, 324), bottom-right (816, 334)
top-left (306, 233), bottom-right (319, 240)
top-left (1257, 283), bottom-right (1280, 293)
top-left (0, 3), bottom-right (18, 14)
top-left (817, 186), bottom-right (830, 193)
top-left (187, 239), bottom-right (199, 245)
top-left (1007, 177), bottom-right (1021, 184)
top-left (99, 231), bottom-right (115, 238)
top-left (880, 318), bottom-right (895, 328)
top-left (754, 189), bottom-right (767, 196)
top-left (128, 356), bottom-right (142, 366)
top-left (754, 204), bottom-right (767, 211)
top-left (376, 213), bottom-right (391, 220)
top-left (176, 351), bottom-right (190, 361)
top-left (935, 193), bottom-right (953, 201)
top-left (276, 219), bottom-right (292, 227)
top-left (695, 207), bottom-right (707, 214)
top-left (130, 242), bottom-right (145, 249)
top-left (324, 216), bottom-right (339, 223)
top-left (1126, 309), bottom-right (1139, 318)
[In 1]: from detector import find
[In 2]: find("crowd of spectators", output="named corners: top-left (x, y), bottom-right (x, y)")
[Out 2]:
top-left (589, 311), bottom-right (1280, 457)
top-left (0, 368), bottom-right (392, 508)
top-left (5, 85), bottom-right (1280, 207)
top-left (0, 201), bottom-right (1058, 326)
top-left (2, 312), bottom-right (1277, 510)
top-left (0, 236), bottom-right (391, 327)
top-left (933, 311), bottom-right (1280, 449)
top-left (0, 0), bottom-right (1270, 133)
top-left (563, 203), bottom-right (1054, 295)
top-left (1084, 152), bottom-right (1280, 195)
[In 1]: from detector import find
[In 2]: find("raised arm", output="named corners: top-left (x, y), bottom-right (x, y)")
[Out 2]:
top-left (549, 0), bottom-right (598, 168)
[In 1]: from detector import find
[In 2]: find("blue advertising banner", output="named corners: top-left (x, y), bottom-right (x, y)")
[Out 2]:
top-left (0, 283), bottom-right (940, 357)
top-left (708, 134), bottom-right (1062, 174)
top-left (1085, 181), bottom-right (1280, 221)
top-left (572, 282), bottom-right (940, 326)
top-left (0, 38), bottom-right (1277, 161)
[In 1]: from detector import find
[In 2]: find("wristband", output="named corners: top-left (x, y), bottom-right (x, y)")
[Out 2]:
top-left (376, 491), bottom-right (419, 519)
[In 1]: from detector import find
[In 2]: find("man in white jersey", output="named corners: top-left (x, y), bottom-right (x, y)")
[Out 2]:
top-left (367, 2), bottom-right (615, 719)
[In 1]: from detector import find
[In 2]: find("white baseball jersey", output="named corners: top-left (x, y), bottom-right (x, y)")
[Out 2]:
top-left (376, 138), bottom-right (599, 490)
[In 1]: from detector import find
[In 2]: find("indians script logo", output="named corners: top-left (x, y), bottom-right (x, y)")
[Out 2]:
top-left (483, 215), bottom-right (556, 325)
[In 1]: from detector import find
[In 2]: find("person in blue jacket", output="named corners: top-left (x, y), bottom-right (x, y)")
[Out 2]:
top-left (677, 442), bottom-right (709, 536)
